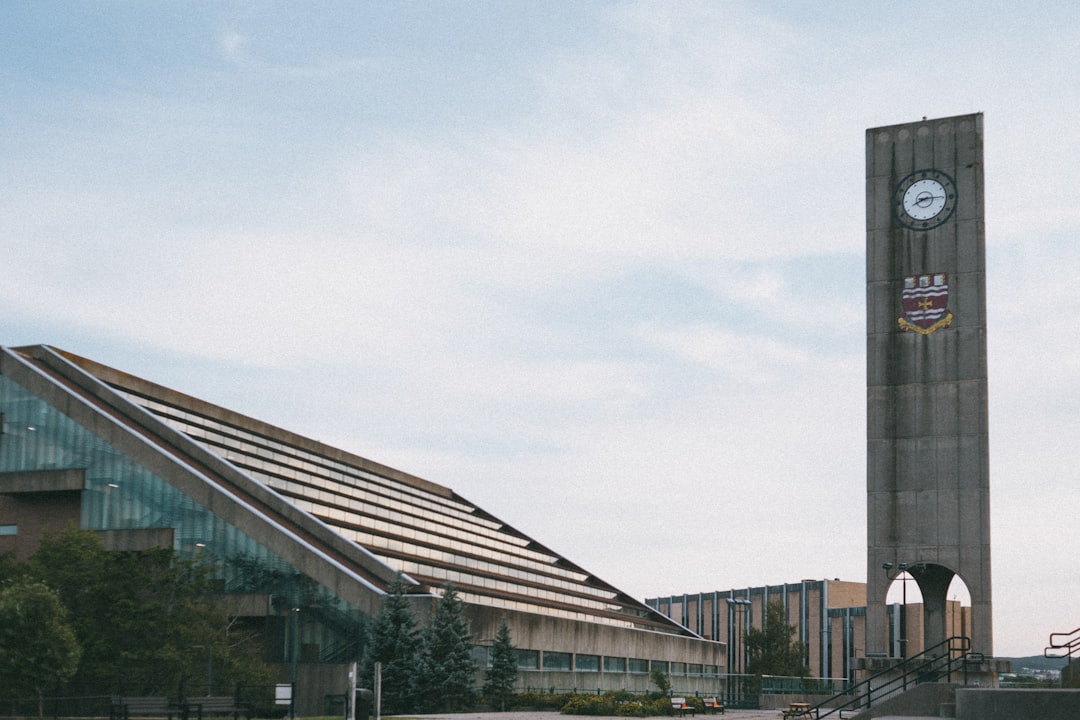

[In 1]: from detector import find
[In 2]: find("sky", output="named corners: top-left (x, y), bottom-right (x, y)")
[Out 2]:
top-left (2, 1), bottom-right (1078, 659)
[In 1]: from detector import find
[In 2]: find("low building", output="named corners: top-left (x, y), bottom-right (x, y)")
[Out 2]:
top-left (0, 345), bottom-right (724, 713)
top-left (648, 580), bottom-right (970, 685)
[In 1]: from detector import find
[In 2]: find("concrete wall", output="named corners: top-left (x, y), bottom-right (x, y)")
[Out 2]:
top-left (955, 688), bottom-right (1080, 720)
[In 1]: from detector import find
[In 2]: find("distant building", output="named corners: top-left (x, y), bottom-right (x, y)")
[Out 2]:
top-left (0, 345), bottom-right (724, 713)
top-left (647, 580), bottom-right (970, 683)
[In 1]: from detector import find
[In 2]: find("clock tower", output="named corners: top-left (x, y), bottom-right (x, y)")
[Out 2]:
top-left (865, 113), bottom-right (993, 658)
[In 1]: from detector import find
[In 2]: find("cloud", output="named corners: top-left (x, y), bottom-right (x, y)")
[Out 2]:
top-left (218, 31), bottom-right (248, 62)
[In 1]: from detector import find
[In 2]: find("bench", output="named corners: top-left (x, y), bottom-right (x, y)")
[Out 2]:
top-left (671, 697), bottom-right (695, 716)
top-left (702, 697), bottom-right (724, 714)
top-left (187, 697), bottom-right (252, 720)
top-left (781, 702), bottom-right (813, 719)
top-left (111, 697), bottom-right (180, 720)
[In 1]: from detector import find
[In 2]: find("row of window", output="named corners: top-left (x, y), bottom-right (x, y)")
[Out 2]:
top-left (474, 647), bottom-right (719, 676)
top-left (108, 384), bottom-right (667, 631)
top-left (133, 395), bottom-right (495, 527)
top-left (146, 399), bottom-right (604, 590)
top-left (127, 393), bottom-right (642, 616)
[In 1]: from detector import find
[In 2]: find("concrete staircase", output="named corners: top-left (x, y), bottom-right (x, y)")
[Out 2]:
top-left (846, 683), bottom-right (1080, 720)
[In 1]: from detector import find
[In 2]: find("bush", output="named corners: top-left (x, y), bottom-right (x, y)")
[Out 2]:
top-left (561, 694), bottom-right (612, 715)
top-left (557, 691), bottom-right (687, 717)
top-left (516, 690), bottom-right (576, 710)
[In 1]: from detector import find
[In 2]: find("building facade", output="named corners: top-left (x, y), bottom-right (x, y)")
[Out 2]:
top-left (648, 580), bottom-right (970, 684)
top-left (0, 345), bottom-right (724, 712)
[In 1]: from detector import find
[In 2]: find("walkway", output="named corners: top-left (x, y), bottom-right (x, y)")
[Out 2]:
top-left (400, 710), bottom-right (784, 720)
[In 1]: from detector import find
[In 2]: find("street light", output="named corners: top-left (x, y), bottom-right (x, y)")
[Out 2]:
top-left (882, 562), bottom-right (923, 658)
top-left (290, 607), bottom-right (300, 720)
top-left (191, 644), bottom-right (214, 696)
top-left (725, 599), bottom-right (751, 672)
top-left (725, 598), bottom-right (751, 708)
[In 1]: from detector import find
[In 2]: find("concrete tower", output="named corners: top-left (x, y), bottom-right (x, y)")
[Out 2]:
top-left (865, 113), bottom-right (992, 658)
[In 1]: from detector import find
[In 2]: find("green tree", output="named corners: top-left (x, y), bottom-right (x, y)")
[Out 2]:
top-left (414, 583), bottom-right (477, 712)
top-left (365, 574), bottom-right (420, 713)
top-left (649, 666), bottom-right (671, 698)
top-left (745, 600), bottom-right (810, 678)
top-left (0, 578), bottom-right (82, 716)
top-left (27, 527), bottom-right (271, 696)
top-left (482, 617), bottom-right (517, 710)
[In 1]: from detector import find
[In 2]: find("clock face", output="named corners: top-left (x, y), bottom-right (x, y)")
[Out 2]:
top-left (894, 169), bottom-right (957, 230)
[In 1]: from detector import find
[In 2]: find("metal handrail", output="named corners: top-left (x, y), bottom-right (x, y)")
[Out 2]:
top-left (807, 635), bottom-right (972, 719)
top-left (1045, 627), bottom-right (1080, 659)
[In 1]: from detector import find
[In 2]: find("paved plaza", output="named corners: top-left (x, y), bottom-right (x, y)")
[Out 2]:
top-left (401, 711), bottom-right (797, 720)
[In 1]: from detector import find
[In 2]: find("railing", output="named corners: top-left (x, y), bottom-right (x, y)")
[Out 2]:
top-left (806, 635), bottom-right (973, 719)
top-left (760, 675), bottom-right (848, 695)
top-left (0, 694), bottom-right (113, 718)
top-left (1045, 627), bottom-right (1080, 660)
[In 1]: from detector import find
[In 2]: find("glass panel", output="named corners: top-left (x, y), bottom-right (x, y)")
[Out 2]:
top-left (0, 374), bottom-right (368, 663)
top-left (0, 525), bottom-right (16, 536)
top-left (542, 651), bottom-right (571, 671)
top-left (516, 649), bottom-right (539, 670)
top-left (628, 658), bottom-right (649, 674)
top-left (575, 654), bottom-right (600, 672)
top-left (603, 656), bottom-right (626, 673)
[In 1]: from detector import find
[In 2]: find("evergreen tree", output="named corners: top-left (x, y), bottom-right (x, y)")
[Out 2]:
top-left (745, 599), bottom-right (810, 678)
top-left (365, 574), bottom-right (420, 713)
top-left (482, 617), bottom-right (517, 711)
top-left (414, 583), bottom-right (477, 712)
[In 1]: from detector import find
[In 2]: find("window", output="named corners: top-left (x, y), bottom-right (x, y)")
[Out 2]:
top-left (0, 525), bottom-right (15, 536)
top-left (651, 660), bottom-right (669, 673)
top-left (516, 649), bottom-right (540, 670)
top-left (543, 651), bottom-right (571, 671)
top-left (603, 656), bottom-right (626, 673)
top-left (671, 662), bottom-right (686, 675)
top-left (688, 663), bottom-right (703, 676)
top-left (628, 658), bottom-right (649, 674)
top-left (471, 645), bottom-right (490, 666)
top-left (576, 654), bottom-right (600, 672)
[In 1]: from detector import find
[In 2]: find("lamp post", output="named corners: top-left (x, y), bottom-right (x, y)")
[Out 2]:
top-left (289, 607), bottom-right (300, 720)
top-left (191, 644), bottom-right (213, 696)
top-left (102, 482), bottom-right (119, 528)
top-left (726, 597), bottom-right (751, 706)
top-left (882, 562), bottom-right (924, 659)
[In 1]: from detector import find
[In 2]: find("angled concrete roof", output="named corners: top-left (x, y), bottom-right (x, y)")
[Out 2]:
top-left (2, 344), bottom-right (695, 636)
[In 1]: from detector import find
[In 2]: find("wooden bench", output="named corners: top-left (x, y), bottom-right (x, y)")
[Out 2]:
top-left (671, 697), bottom-right (695, 716)
top-left (781, 702), bottom-right (813, 719)
top-left (111, 697), bottom-right (179, 720)
top-left (702, 697), bottom-right (724, 714)
top-left (187, 697), bottom-right (252, 720)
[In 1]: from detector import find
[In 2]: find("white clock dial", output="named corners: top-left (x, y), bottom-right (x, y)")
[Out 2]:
top-left (902, 179), bottom-right (948, 220)
top-left (893, 169), bottom-right (957, 230)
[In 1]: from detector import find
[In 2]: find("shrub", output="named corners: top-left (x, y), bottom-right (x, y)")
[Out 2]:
top-left (615, 700), bottom-right (645, 716)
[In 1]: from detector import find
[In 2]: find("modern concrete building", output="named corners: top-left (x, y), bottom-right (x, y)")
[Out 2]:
top-left (0, 344), bottom-right (724, 713)
top-left (648, 580), bottom-right (971, 685)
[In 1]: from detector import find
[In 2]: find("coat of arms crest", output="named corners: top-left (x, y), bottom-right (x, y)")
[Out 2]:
top-left (898, 273), bottom-right (953, 334)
